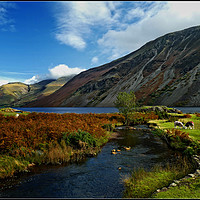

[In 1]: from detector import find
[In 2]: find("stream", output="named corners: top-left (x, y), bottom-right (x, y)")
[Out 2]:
top-left (0, 125), bottom-right (177, 198)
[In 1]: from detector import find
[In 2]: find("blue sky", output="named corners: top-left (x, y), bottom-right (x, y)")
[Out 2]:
top-left (0, 1), bottom-right (200, 86)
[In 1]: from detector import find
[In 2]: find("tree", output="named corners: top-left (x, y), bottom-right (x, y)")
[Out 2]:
top-left (114, 91), bottom-right (136, 125)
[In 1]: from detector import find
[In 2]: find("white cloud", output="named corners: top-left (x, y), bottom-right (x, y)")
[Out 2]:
top-left (56, 32), bottom-right (86, 50)
top-left (24, 75), bottom-right (40, 85)
top-left (97, 1), bottom-right (200, 60)
top-left (48, 64), bottom-right (86, 79)
top-left (52, 1), bottom-right (200, 61)
top-left (54, 1), bottom-right (120, 50)
top-left (91, 56), bottom-right (99, 65)
top-left (23, 64), bottom-right (86, 84)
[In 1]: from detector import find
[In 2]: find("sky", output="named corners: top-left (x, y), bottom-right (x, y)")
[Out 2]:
top-left (0, 1), bottom-right (200, 86)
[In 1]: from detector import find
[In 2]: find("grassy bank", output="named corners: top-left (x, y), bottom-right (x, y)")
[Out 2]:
top-left (0, 107), bottom-right (161, 179)
top-left (123, 155), bottom-right (197, 198)
top-left (124, 110), bottom-right (200, 198)
top-left (0, 109), bottom-right (124, 179)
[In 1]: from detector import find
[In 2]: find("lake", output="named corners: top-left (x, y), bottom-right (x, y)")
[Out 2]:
top-left (13, 106), bottom-right (200, 114)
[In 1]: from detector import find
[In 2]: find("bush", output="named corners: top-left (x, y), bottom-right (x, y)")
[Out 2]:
top-left (183, 114), bottom-right (192, 118)
top-left (63, 130), bottom-right (98, 148)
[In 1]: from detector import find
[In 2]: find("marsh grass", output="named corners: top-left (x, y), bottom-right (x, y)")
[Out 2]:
top-left (0, 155), bottom-right (29, 179)
top-left (44, 140), bottom-right (73, 165)
top-left (123, 156), bottom-right (196, 198)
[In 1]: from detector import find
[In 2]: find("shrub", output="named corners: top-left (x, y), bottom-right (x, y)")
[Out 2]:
top-left (195, 113), bottom-right (200, 118)
top-left (0, 112), bottom-right (120, 157)
top-left (183, 114), bottom-right (192, 118)
top-left (63, 130), bottom-right (98, 148)
top-left (44, 140), bottom-right (72, 165)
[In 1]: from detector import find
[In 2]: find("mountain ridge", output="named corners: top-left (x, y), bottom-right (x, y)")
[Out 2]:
top-left (0, 75), bottom-right (74, 107)
top-left (2, 25), bottom-right (200, 107)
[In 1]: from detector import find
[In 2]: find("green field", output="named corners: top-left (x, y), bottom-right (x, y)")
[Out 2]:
top-left (149, 113), bottom-right (200, 141)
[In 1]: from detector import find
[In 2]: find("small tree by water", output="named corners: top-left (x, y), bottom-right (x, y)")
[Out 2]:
top-left (114, 91), bottom-right (136, 125)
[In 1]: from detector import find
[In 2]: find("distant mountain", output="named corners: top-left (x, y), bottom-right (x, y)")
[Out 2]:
top-left (9, 25), bottom-right (200, 107)
top-left (0, 75), bottom-right (74, 107)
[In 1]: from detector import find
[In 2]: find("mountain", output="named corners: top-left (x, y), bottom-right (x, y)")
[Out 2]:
top-left (19, 26), bottom-right (200, 107)
top-left (0, 76), bottom-right (74, 107)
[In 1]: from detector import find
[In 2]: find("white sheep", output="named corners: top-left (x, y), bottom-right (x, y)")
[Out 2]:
top-left (174, 121), bottom-right (186, 129)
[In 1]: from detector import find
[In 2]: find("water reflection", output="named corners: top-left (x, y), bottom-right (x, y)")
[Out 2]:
top-left (0, 127), bottom-right (176, 198)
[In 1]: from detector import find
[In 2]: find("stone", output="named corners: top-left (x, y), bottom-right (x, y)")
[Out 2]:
top-left (169, 183), bottom-right (177, 187)
top-left (174, 180), bottom-right (180, 184)
top-left (161, 187), bottom-right (168, 191)
top-left (188, 174), bottom-right (195, 178)
top-left (156, 189), bottom-right (161, 193)
top-left (194, 169), bottom-right (200, 175)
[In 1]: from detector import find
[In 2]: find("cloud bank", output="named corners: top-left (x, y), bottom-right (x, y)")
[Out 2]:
top-left (24, 64), bottom-right (86, 84)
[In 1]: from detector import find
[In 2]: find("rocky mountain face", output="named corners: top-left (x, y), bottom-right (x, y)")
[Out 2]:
top-left (0, 76), bottom-right (74, 107)
top-left (9, 25), bottom-right (200, 107)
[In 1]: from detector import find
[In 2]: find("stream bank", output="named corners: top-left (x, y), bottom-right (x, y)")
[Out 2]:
top-left (0, 125), bottom-right (177, 198)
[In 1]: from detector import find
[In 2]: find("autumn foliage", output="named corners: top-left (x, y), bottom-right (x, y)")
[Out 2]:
top-left (0, 112), bottom-right (123, 156)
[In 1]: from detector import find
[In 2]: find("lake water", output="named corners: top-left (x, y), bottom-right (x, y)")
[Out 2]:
top-left (0, 126), bottom-right (177, 198)
top-left (13, 107), bottom-right (119, 114)
top-left (13, 106), bottom-right (200, 114)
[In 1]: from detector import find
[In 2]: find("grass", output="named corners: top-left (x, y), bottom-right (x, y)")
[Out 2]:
top-left (149, 114), bottom-right (200, 141)
top-left (0, 155), bottom-right (30, 179)
top-left (145, 112), bottom-right (200, 198)
top-left (123, 156), bottom-right (196, 198)
top-left (0, 107), bottom-right (29, 116)
top-left (153, 176), bottom-right (200, 198)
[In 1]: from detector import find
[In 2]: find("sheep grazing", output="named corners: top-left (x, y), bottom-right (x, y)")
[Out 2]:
top-left (185, 121), bottom-right (194, 129)
top-left (174, 121), bottom-right (186, 129)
